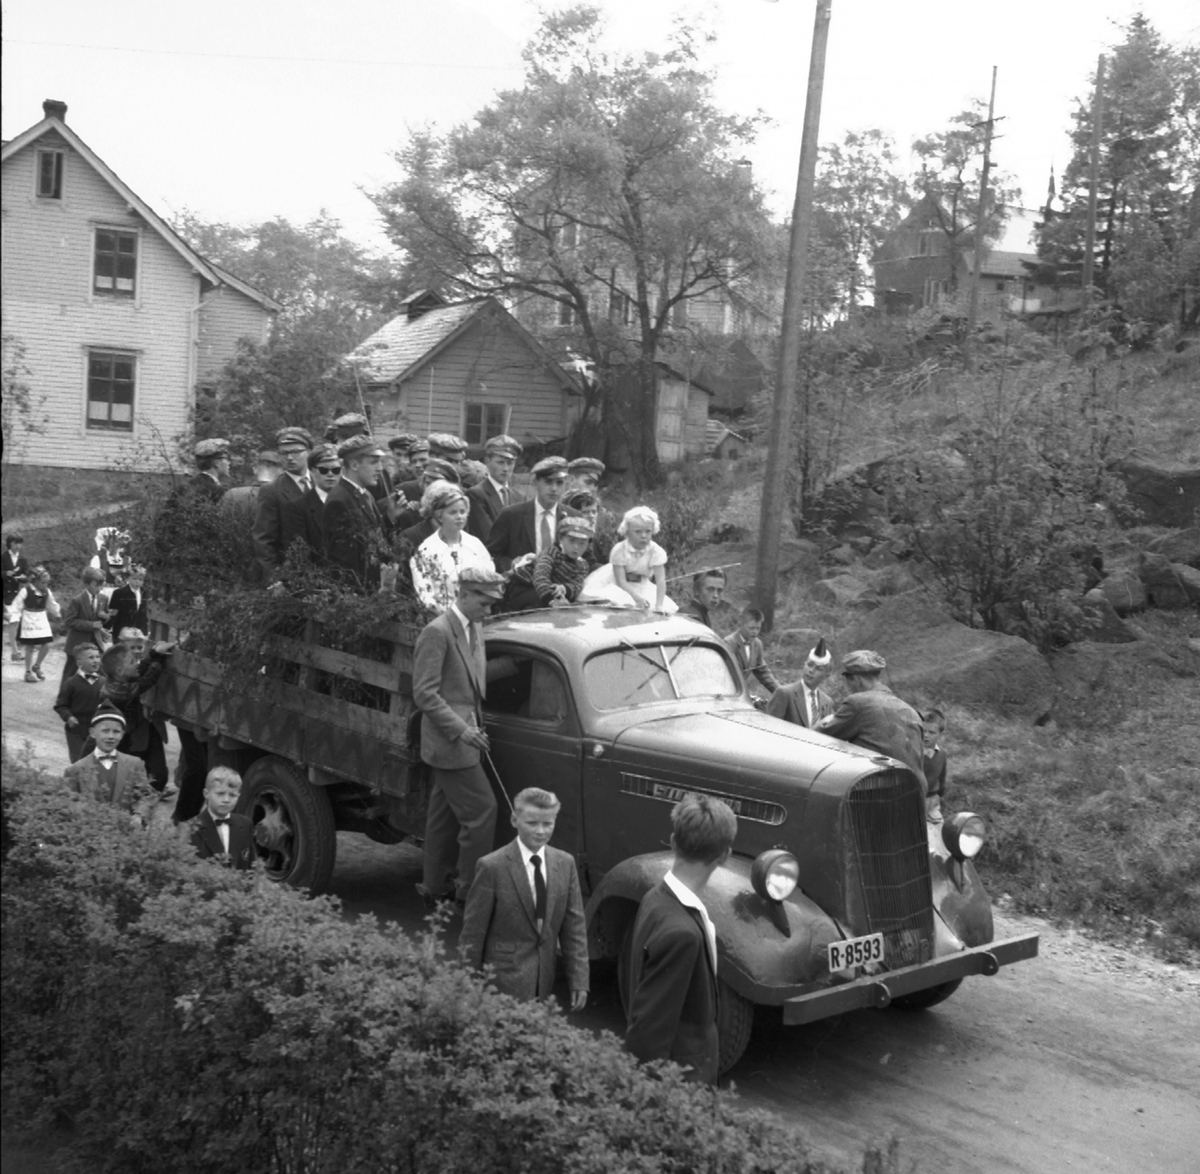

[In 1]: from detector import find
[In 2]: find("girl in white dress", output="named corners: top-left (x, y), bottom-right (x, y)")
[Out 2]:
top-left (580, 506), bottom-right (677, 612)
top-left (409, 481), bottom-right (495, 613)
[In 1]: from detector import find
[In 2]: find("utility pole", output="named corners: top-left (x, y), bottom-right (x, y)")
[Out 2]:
top-left (753, 0), bottom-right (832, 631)
top-left (966, 66), bottom-right (998, 342)
top-left (1082, 54), bottom-right (1106, 306)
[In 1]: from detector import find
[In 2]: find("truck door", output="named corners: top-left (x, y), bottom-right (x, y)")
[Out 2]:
top-left (482, 648), bottom-right (585, 869)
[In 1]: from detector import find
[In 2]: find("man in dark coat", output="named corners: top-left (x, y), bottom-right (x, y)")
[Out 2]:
top-left (817, 650), bottom-right (927, 792)
top-left (105, 565), bottom-right (148, 637)
top-left (3, 533), bottom-right (32, 660)
top-left (280, 443), bottom-right (340, 561)
top-left (322, 435), bottom-right (389, 589)
top-left (625, 793), bottom-right (738, 1086)
top-left (190, 437), bottom-right (231, 502)
top-left (466, 434), bottom-right (523, 542)
top-left (252, 426), bottom-right (313, 582)
top-left (485, 456), bottom-right (569, 573)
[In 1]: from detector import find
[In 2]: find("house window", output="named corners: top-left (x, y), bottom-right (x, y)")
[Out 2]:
top-left (609, 289), bottom-right (633, 326)
top-left (93, 229), bottom-right (138, 296)
top-left (995, 281), bottom-right (1006, 292)
top-left (464, 402), bottom-right (509, 446)
top-left (670, 299), bottom-right (688, 328)
top-left (87, 350), bottom-right (136, 431)
top-left (559, 222), bottom-right (579, 249)
top-left (37, 150), bottom-right (64, 199)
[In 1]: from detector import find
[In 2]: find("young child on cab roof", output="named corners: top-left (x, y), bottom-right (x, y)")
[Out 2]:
top-left (506, 515), bottom-right (595, 611)
top-left (580, 506), bottom-right (677, 613)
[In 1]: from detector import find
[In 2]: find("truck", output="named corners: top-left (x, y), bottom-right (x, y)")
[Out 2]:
top-left (148, 602), bottom-right (1038, 1073)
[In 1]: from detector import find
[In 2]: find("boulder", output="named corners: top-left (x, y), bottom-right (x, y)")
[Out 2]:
top-left (1095, 569), bottom-right (1147, 614)
top-left (1080, 589), bottom-right (1140, 643)
top-left (1116, 459), bottom-right (1200, 529)
top-left (1144, 528), bottom-right (1200, 570)
top-left (1048, 639), bottom-right (1196, 706)
top-left (1140, 554), bottom-right (1200, 609)
top-left (810, 574), bottom-right (878, 608)
top-left (840, 592), bottom-right (1057, 721)
top-left (861, 562), bottom-right (921, 597)
top-left (826, 544), bottom-right (857, 567)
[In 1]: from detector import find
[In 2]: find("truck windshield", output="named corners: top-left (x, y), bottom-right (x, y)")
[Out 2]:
top-left (585, 643), bottom-right (740, 709)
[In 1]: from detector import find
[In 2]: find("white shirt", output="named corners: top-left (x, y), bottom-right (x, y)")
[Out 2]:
top-left (315, 486), bottom-right (328, 503)
top-left (516, 838), bottom-right (547, 921)
top-left (663, 870), bottom-right (718, 973)
top-left (93, 748), bottom-right (118, 769)
top-left (207, 808), bottom-right (230, 853)
top-left (534, 502), bottom-right (556, 553)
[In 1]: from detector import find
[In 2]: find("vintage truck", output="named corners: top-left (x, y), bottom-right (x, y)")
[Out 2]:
top-left (148, 602), bottom-right (1038, 1073)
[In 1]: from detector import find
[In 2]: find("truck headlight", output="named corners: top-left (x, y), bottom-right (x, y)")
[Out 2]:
top-left (751, 849), bottom-right (800, 903)
top-left (943, 812), bottom-right (985, 862)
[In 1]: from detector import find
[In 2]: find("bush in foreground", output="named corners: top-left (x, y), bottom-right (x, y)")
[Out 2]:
top-left (1, 758), bottom-right (884, 1174)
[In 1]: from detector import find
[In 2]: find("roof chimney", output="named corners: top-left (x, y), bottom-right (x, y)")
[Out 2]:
top-left (43, 99), bottom-right (68, 123)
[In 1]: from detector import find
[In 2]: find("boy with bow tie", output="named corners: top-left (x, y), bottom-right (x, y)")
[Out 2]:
top-left (62, 703), bottom-right (154, 818)
top-left (54, 644), bottom-right (105, 761)
top-left (189, 767), bottom-right (255, 870)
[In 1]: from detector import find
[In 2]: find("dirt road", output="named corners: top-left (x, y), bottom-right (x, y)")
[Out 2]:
top-left (5, 650), bottom-right (1198, 1172)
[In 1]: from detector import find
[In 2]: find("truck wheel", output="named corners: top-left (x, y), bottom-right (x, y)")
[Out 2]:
top-left (240, 756), bottom-right (336, 895)
top-left (890, 978), bottom-right (962, 1011)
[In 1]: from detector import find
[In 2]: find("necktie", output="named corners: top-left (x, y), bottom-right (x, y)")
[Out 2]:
top-left (299, 476), bottom-right (311, 493)
top-left (530, 854), bottom-right (547, 923)
top-left (500, 486), bottom-right (509, 506)
top-left (539, 510), bottom-right (552, 553)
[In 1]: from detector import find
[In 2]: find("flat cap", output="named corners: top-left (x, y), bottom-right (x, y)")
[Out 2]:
top-left (841, 649), bottom-right (886, 675)
top-left (333, 412), bottom-right (370, 431)
top-left (568, 457), bottom-right (606, 476)
top-left (557, 516), bottom-right (595, 541)
top-left (427, 432), bottom-right (467, 455)
top-left (408, 438), bottom-right (430, 455)
top-left (336, 434), bottom-right (386, 460)
top-left (194, 438), bottom-right (230, 459)
top-left (423, 457), bottom-right (460, 483)
top-left (307, 443), bottom-right (340, 469)
top-left (275, 426), bottom-right (313, 450)
top-left (531, 455), bottom-right (570, 479)
top-left (256, 450), bottom-right (283, 467)
top-left (90, 701), bottom-right (127, 729)
top-left (388, 433), bottom-right (421, 453)
top-left (458, 565), bottom-right (507, 598)
top-left (484, 434), bottom-right (523, 458)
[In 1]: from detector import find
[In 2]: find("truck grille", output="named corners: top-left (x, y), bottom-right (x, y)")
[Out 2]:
top-left (847, 770), bottom-right (933, 968)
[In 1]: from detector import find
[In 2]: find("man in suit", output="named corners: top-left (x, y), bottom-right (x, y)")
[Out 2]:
top-left (280, 443), bottom-right (340, 561)
top-left (62, 702), bottom-right (155, 816)
top-left (105, 565), bottom-right (148, 637)
top-left (766, 637), bottom-right (835, 728)
top-left (467, 434), bottom-right (524, 542)
top-left (485, 456), bottom-right (569, 573)
top-left (190, 766), bottom-right (256, 870)
top-left (252, 426), bottom-right (314, 583)
top-left (459, 787), bottom-right (589, 1009)
top-left (413, 566), bottom-right (509, 905)
top-left (55, 644), bottom-right (105, 761)
top-left (625, 793), bottom-right (738, 1086)
top-left (60, 566), bottom-right (110, 681)
top-left (322, 435), bottom-right (389, 589)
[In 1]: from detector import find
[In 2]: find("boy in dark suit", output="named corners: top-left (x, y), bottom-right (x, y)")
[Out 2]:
top-left (459, 787), bottom-right (589, 1009)
top-left (60, 566), bottom-right (110, 681)
top-left (485, 456), bottom-right (569, 572)
top-left (723, 607), bottom-right (779, 700)
top-left (322, 435), bottom-right (390, 589)
top-left (54, 644), bottom-right (104, 762)
top-left (189, 766), bottom-right (256, 870)
top-left (466, 434), bottom-right (523, 542)
top-left (625, 793), bottom-right (738, 1086)
top-left (63, 703), bottom-right (154, 818)
top-left (253, 426), bottom-right (314, 584)
top-left (104, 565), bottom-right (148, 637)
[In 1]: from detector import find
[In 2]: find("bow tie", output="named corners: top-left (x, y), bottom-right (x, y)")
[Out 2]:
top-left (212, 816), bottom-right (230, 826)
top-left (96, 754), bottom-right (117, 764)
top-left (84, 674), bottom-right (99, 683)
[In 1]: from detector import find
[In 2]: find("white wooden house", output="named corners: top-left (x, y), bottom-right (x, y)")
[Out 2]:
top-left (1, 100), bottom-right (279, 473)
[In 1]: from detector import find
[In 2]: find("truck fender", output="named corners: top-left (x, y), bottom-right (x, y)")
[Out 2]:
top-left (930, 849), bottom-right (995, 951)
top-left (586, 852), bottom-right (844, 1006)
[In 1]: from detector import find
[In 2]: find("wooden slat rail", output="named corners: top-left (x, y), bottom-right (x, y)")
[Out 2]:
top-left (264, 634), bottom-right (400, 692)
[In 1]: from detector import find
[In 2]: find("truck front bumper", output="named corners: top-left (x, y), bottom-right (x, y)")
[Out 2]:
top-left (781, 932), bottom-right (1039, 1025)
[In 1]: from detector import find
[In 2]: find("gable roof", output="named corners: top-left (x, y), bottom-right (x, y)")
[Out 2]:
top-left (1, 111), bottom-right (281, 313)
top-left (350, 297), bottom-right (582, 394)
top-left (963, 249), bottom-right (1038, 279)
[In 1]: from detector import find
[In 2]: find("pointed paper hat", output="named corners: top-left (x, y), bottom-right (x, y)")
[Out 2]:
top-left (805, 638), bottom-right (831, 668)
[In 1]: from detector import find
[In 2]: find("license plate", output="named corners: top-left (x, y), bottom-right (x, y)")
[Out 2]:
top-left (828, 933), bottom-right (885, 972)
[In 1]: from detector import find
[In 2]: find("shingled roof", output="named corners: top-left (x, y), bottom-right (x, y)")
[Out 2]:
top-left (351, 301), bottom-right (482, 384)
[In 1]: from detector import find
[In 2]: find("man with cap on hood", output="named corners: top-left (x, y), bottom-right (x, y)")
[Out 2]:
top-left (467, 434), bottom-right (524, 542)
top-left (322, 435), bottom-right (389, 589)
top-left (816, 651), bottom-right (927, 790)
top-left (766, 638), bottom-right (835, 728)
top-left (413, 565), bottom-right (510, 906)
top-left (252, 426), bottom-right (314, 583)
top-left (486, 456), bottom-right (569, 573)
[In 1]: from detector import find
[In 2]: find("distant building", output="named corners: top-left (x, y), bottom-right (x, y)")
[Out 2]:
top-left (1, 100), bottom-right (279, 473)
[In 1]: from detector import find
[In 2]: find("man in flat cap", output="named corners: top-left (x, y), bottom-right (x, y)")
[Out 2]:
top-left (467, 435), bottom-right (524, 543)
top-left (191, 438), bottom-right (231, 502)
top-left (816, 650), bottom-right (926, 791)
top-left (767, 637), bottom-right (835, 728)
top-left (486, 456), bottom-right (569, 573)
top-left (427, 432), bottom-right (468, 470)
top-left (413, 565), bottom-right (510, 906)
top-left (393, 458), bottom-right (462, 538)
top-left (322, 436), bottom-right (389, 589)
top-left (252, 426), bottom-right (313, 584)
top-left (388, 434), bottom-right (420, 483)
top-left (566, 456), bottom-right (605, 493)
top-left (280, 443), bottom-right (341, 560)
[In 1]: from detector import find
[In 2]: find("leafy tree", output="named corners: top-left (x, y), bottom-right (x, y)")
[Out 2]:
top-left (1, 333), bottom-right (48, 488)
top-left (912, 103), bottom-right (1020, 296)
top-left (369, 5), bottom-right (774, 485)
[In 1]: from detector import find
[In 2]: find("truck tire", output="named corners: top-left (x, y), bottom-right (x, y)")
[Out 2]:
top-left (890, 978), bottom-right (962, 1011)
top-left (618, 925), bottom-right (755, 1077)
top-left (240, 756), bottom-right (336, 895)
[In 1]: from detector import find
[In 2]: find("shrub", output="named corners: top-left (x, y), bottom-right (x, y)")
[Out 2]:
top-left (1, 757), bottom-right (865, 1174)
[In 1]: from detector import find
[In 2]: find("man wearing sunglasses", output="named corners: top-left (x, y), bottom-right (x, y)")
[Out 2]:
top-left (280, 443), bottom-right (342, 562)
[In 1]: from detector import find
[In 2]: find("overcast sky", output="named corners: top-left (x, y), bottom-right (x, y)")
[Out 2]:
top-left (3, 0), bottom-right (1197, 255)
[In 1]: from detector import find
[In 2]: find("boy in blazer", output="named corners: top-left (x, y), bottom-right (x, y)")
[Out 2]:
top-left (104, 565), bottom-right (148, 637)
top-left (766, 637), bottom-right (835, 729)
top-left (60, 566), bottom-right (110, 681)
top-left (62, 703), bottom-right (154, 816)
top-left (723, 607), bottom-right (779, 699)
top-left (459, 787), bottom-right (588, 1008)
top-left (413, 566), bottom-right (511, 905)
top-left (190, 767), bottom-right (256, 870)
top-left (54, 644), bottom-right (104, 761)
top-left (625, 793), bottom-right (738, 1086)
top-left (466, 434), bottom-right (523, 543)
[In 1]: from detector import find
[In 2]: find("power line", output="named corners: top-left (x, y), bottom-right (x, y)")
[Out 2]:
top-left (3, 37), bottom-right (524, 72)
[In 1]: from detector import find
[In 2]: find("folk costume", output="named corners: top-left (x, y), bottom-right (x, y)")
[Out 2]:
top-left (13, 582), bottom-right (59, 647)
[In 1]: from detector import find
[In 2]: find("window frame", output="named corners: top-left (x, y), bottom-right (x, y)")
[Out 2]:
top-left (92, 227), bottom-right (139, 298)
top-left (463, 401), bottom-right (510, 446)
top-left (85, 348), bottom-right (138, 433)
top-left (36, 149), bottom-right (65, 200)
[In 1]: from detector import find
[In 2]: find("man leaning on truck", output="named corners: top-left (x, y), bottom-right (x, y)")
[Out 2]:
top-left (413, 565), bottom-right (510, 906)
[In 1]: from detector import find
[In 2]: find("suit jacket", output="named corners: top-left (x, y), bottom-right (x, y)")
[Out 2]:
top-left (724, 631), bottom-right (779, 693)
top-left (322, 479), bottom-right (385, 588)
top-left (62, 590), bottom-right (109, 661)
top-left (105, 584), bottom-right (148, 636)
top-left (55, 672), bottom-right (104, 726)
top-left (63, 751), bottom-right (151, 812)
top-left (459, 839), bottom-right (589, 1000)
top-left (486, 500), bottom-right (561, 573)
top-left (412, 610), bottom-right (487, 769)
top-left (280, 487), bottom-right (327, 561)
top-left (625, 880), bottom-right (720, 1084)
top-left (190, 471), bottom-right (226, 503)
top-left (466, 479), bottom-right (522, 543)
top-left (766, 681), bottom-right (834, 728)
top-left (190, 808), bottom-right (256, 869)
top-left (252, 472), bottom-right (309, 579)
